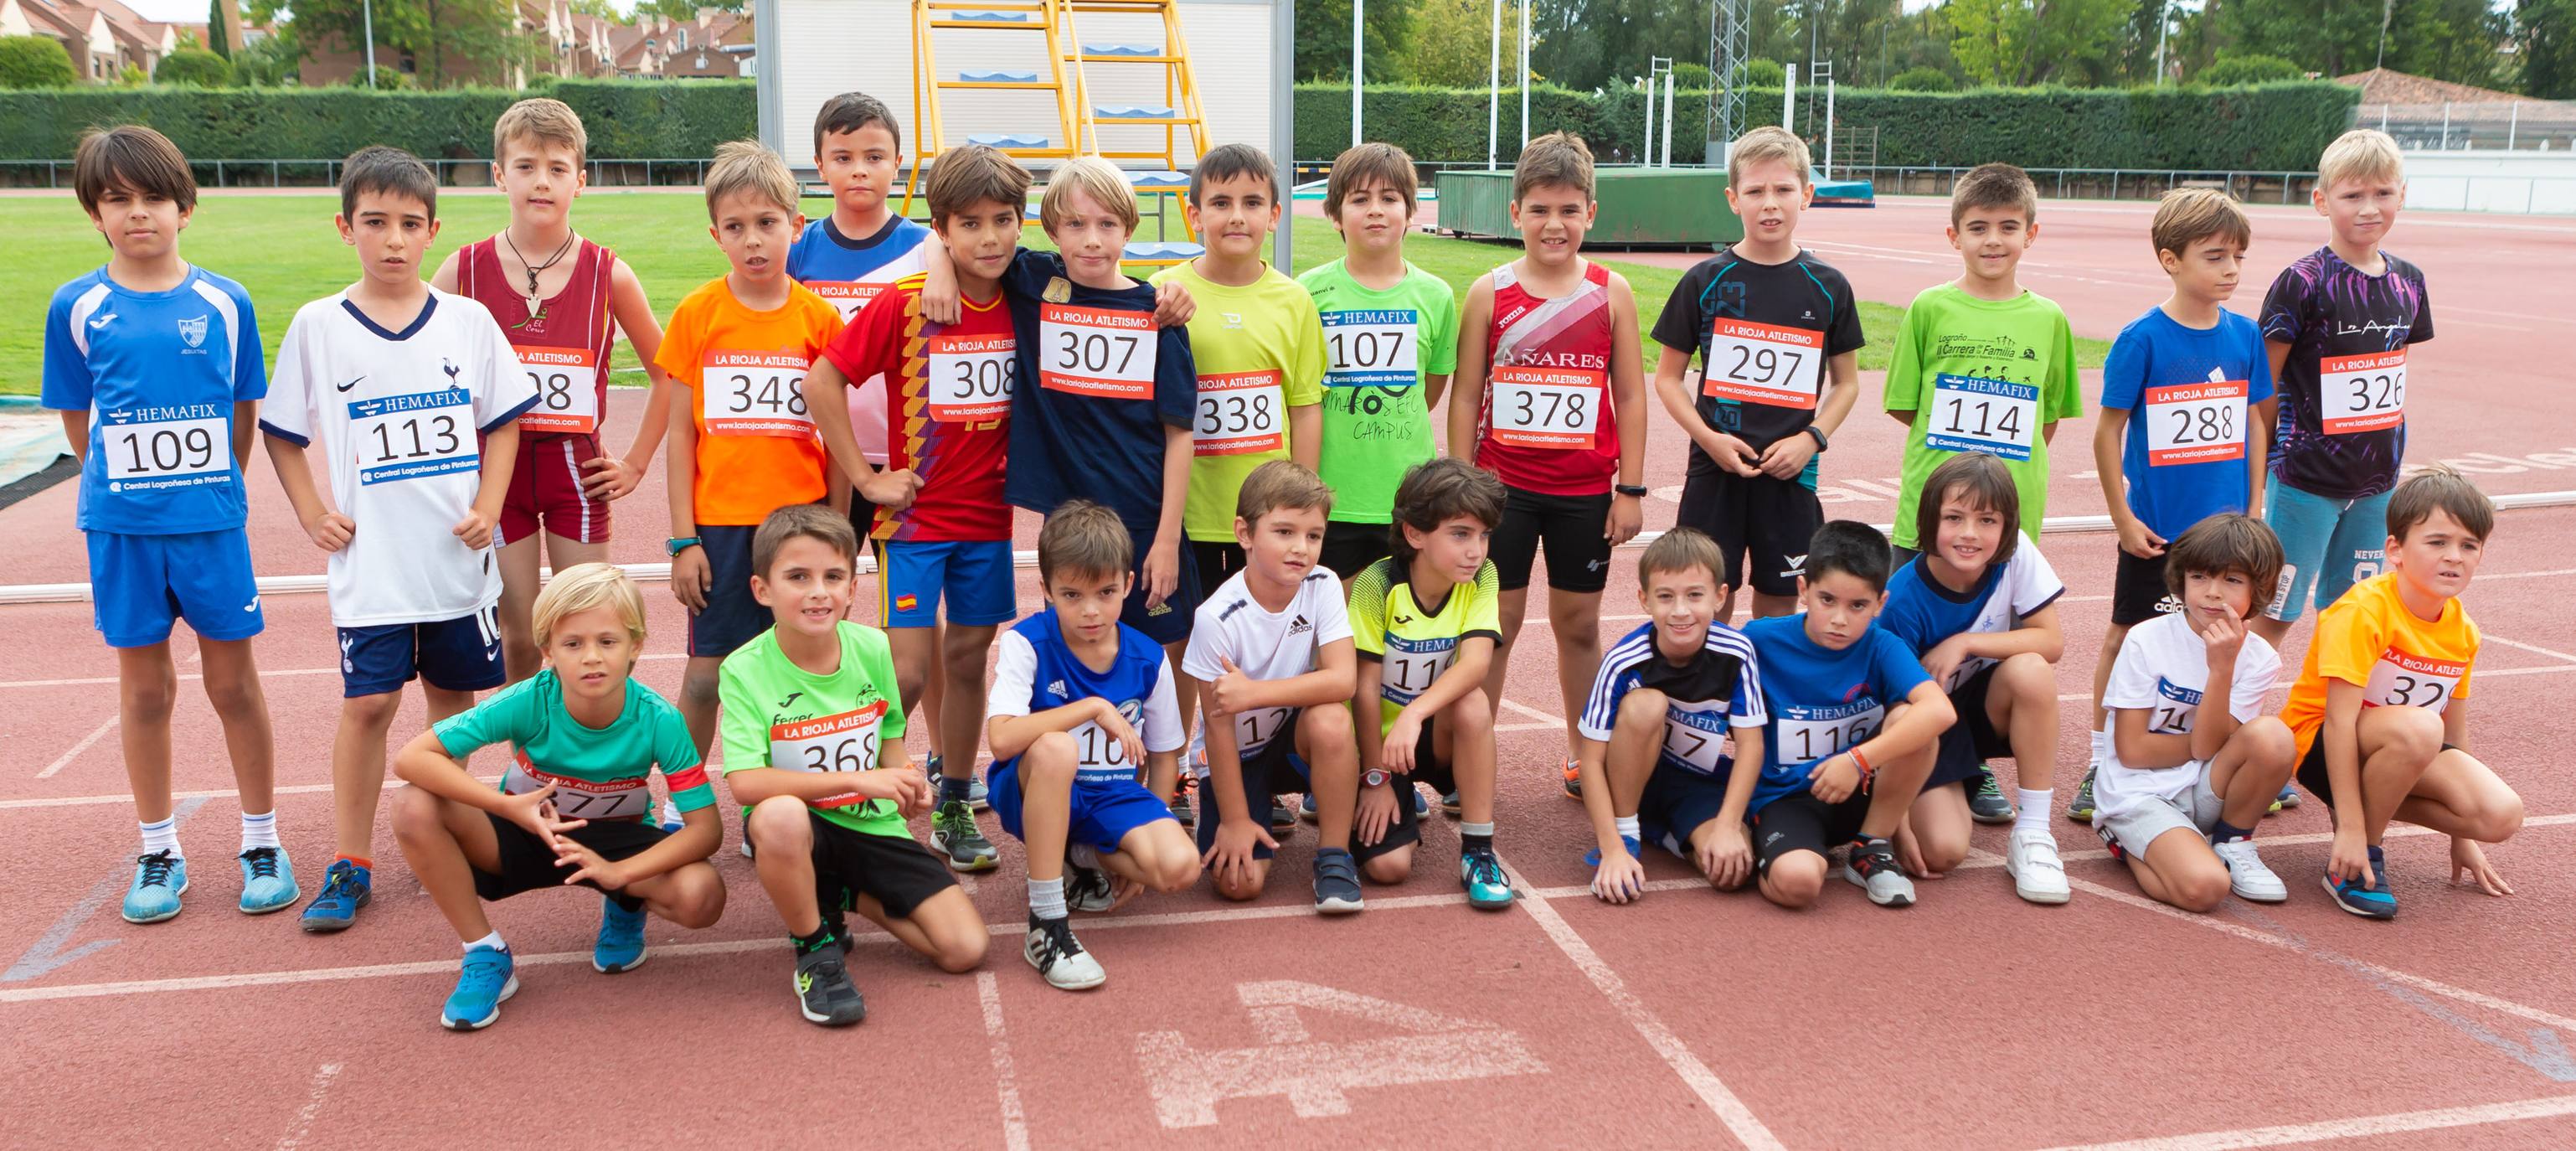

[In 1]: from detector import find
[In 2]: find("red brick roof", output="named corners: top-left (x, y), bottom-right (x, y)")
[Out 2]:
top-left (2337, 69), bottom-right (2526, 106)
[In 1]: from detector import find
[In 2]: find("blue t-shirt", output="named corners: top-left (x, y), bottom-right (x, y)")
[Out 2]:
top-left (1742, 615), bottom-right (1931, 813)
top-left (1574, 621), bottom-right (1768, 778)
top-left (2099, 307), bottom-right (2275, 540)
top-left (785, 214), bottom-right (936, 321)
top-left (1877, 540), bottom-right (2066, 690)
top-left (998, 250), bottom-right (1197, 533)
top-left (992, 606), bottom-right (1188, 783)
top-left (41, 266), bottom-right (266, 535)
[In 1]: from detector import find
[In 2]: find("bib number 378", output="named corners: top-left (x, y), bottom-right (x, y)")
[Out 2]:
top-left (1491, 365), bottom-right (1604, 450)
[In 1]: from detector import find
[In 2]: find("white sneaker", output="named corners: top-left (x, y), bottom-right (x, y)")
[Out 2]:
top-left (1024, 915), bottom-right (1107, 990)
top-left (2213, 839), bottom-right (2288, 903)
top-left (2007, 827), bottom-right (2072, 905)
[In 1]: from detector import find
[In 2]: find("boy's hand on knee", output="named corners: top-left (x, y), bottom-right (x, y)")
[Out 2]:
top-left (1893, 824), bottom-right (1939, 880)
top-left (1701, 823), bottom-right (1751, 890)
top-left (1921, 637), bottom-right (1971, 690)
top-left (1355, 785), bottom-right (1396, 845)
top-left (554, 838), bottom-right (630, 891)
top-left (1808, 753), bottom-right (1861, 804)
top-left (1202, 819), bottom-right (1274, 886)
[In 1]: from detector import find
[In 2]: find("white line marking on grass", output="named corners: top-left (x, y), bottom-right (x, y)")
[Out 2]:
top-left (34, 716), bottom-right (116, 779)
top-left (2032, 1092), bottom-right (2576, 1150)
top-left (274, 1061), bottom-right (344, 1151)
top-left (976, 972), bottom-right (1031, 1151)
top-left (1498, 855), bottom-right (1785, 1151)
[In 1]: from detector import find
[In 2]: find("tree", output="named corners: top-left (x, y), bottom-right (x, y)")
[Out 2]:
top-left (0, 34), bottom-right (76, 88)
top-left (256, 0), bottom-right (533, 88)
top-left (2205, 0), bottom-right (2502, 84)
top-left (1888, 65), bottom-right (1955, 90)
top-left (1399, 0), bottom-right (1495, 87)
top-left (230, 31), bottom-right (297, 84)
top-left (1948, 0), bottom-right (2133, 86)
top-left (637, 0), bottom-right (740, 18)
top-left (1731, 59), bottom-right (1785, 87)
top-left (2196, 52), bottom-right (2300, 85)
top-left (2522, 0), bottom-right (2576, 97)
top-left (209, 0), bottom-right (232, 57)
top-left (156, 47), bottom-right (236, 85)
top-left (1295, 0), bottom-right (1415, 82)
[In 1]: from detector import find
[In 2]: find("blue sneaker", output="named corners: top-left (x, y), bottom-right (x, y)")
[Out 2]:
top-left (300, 859), bottom-right (372, 932)
top-left (2323, 845), bottom-right (2398, 919)
top-left (927, 754), bottom-right (993, 813)
top-left (594, 897), bottom-right (648, 973)
top-left (1440, 791), bottom-right (1461, 818)
top-left (121, 850), bottom-right (188, 924)
top-left (1460, 848), bottom-right (1515, 909)
top-left (2269, 784), bottom-right (2300, 815)
top-left (440, 943), bottom-right (519, 1030)
top-left (1583, 835), bottom-right (1643, 867)
top-left (236, 846), bottom-right (298, 914)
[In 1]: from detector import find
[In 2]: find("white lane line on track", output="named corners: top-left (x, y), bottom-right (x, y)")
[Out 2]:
top-left (2032, 1093), bottom-right (2576, 1150)
top-left (2485, 633), bottom-right (2576, 665)
top-left (274, 1061), bottom-right (344, 1151)
top-left (975, 972), bottom-right (1032, 1151)
top-left (34, 716), bottom-right (116, 779)
top-left (0, 652), bottom-right (689, 689)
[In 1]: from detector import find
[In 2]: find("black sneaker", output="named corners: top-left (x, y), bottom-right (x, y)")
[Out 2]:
top-left (792, 947), bottom-right (866, 1026)
top-left (1313, 847), bottom-right (1363, 915)
top-left (1024, 913), bottom-right (1107, 989)
top-left (1841, 839), bottom-right (1917, 907)
top-left (1967, 768), bottom-right (2016, 824)
top-left (931, 799), bottom-right (999, 872)
top-left (1168, 787), bottom-right (1194, 827)
top-left (1269, 796), bottom-right (1298, 835)
top-left (1066, 864), bottom-right (1118, 913)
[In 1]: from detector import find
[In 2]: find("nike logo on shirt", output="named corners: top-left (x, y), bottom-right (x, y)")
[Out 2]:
top-left (336, 376), bottom-right (365, 393)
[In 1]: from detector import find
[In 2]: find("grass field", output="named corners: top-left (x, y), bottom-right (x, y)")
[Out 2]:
top-left (1, 191), bottom-right (2108, 395)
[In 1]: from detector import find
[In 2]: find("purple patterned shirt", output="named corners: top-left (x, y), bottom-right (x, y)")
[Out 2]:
top-left (2259, 245), bottom-right (2433, 499)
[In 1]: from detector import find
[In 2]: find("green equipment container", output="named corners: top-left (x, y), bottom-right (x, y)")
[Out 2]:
top-left (1434, 168), bottom-right (1744, 246)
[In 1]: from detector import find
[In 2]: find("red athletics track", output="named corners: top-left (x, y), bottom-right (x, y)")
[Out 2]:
top-left (7, 205), bottom-right (2576, 1147)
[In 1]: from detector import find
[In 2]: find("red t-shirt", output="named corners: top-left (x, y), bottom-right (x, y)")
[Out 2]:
top-left (1474, 259), bottom-right (1620, 496)
top-left (822, 272), bottom-right (1013, 541)
top-left (456, 236), bottom-right (616, 443)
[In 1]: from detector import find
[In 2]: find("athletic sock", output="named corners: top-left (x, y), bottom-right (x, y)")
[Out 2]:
top-left (1459, 821), bottom-right (1495, 855)
top-left (1613, 814), bottom-right (1641, 842)
top-left (139, 816), bottom-right (182, 859)
top-left (791, 924), bottom-right (837, 956)
top-left (2089, 726), bottom-right (2109, 759)
top-left (240, 809), bottom-right (279, 851)
top-left (463, 931), bottom-right (504, 953)
top-left (2013, 789), bottom-right (2053, 834)
top-left (2210, 820), bottom-right (2254, 844)
top-left (1028, 877), bottom-right (1067, 921)
top-left (939, 773), bottom-right (973, 805)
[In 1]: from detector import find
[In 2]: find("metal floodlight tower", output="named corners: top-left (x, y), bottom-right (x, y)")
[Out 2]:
top-left (1704, 0), bottom-right (1748, 166)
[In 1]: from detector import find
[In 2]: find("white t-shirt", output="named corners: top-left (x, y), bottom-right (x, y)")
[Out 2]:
top-left (987, 623), bottom-right (1188, 785)
top-left (261, 290), bottom-right (536, 627)
top-left (1180, 568), bottom-right (1354, 771)
top-left (2094, 612), bottom-right (2282, 817)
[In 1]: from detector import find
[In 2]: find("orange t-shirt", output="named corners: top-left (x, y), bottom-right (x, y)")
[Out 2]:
top-left (2280, 571), bottom-right (2479, 759)
top-left (654, 277), bottom-right (846, 526)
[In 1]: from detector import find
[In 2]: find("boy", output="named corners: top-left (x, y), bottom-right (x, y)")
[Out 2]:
top-left (2280, 467), bottom-right (2522, 918)
top-left (1878, 453), bottom-right (2070, 904)
top-left (1182, 462), bottom-right (1364, 911)
top-left (808, 144), bottom-right (1030, 874)
top-left (721, 505), bottom-right (989, 1025)
top-left (987, 501), bottom-right (1203, 988)
top-left (1348, 457), bottom-right (1515, 908)
top-left (1651, 126), bottom-right (1863, 625)
top-left (262, 146), bottom-right (537, 932)
top-left (44, 126), bottom-right (293, 923)
top-left (2074, 188), bottom-right (2275, 822)
top-left (1298, 142), bottom-right (1459, 581)
top-left (2253, 129), bottom-right (2432, 653)
top-left (1577, 529), bottom-right (1769, 904)
top-left (432, 97), bottom-right (676, 686)
top-left (657, 140), bottom-right (847, 758)
top-left (1882, 161), bottom-right (2083, 824)
top-left (1448, 132), bottom-right (1647, 797)
top-left (390, 564), bottom-right (726, 1030)
top-left (2093, 515), bottom-right (2298, 911)
top-left (1149, 143), bottom-right (1326, 583)
top-left (1742, 521), bottom-right (1951, 909)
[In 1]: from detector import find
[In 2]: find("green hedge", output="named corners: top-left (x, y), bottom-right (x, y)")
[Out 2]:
top-left (1301, 80), bottom-right (2359, 171)
top-left (0, 79), bottom-right (755, 161)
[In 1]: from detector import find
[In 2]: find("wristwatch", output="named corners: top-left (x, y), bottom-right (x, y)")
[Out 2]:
top-left (1614, 483), bottom-right (1650, 498)
top-left (1805, 426), bottom-right (1831, 451)
top-left (666, 535), bottom-right (703, 556)
top-left (1363, 768), bottom-right (1392, 788)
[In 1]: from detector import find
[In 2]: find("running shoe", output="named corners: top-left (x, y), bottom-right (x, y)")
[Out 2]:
top-left (1582, 835), bottom-right (1643, 867)
top-left (793, 947), bottom-right (867, 1025)
top-left (237, 846), bottom-right (298, 915)
top-left (1842, 839), bottom-right (1916, 907)
top-left (2213, 839), bottom-right (2288, 903)
top-left (1460, 848), bottom-right (1515, 909)
top-left (2068, 766), bottom-right (2099, 823)
top-left (1300, 789), bottom-right (1430, 823)
top-left (299, 859), bottom-right (372, 932)
top-left (1168, 783), bottom-right (1194, 828)
top-left (2270, 784), bottom-right (2300, 814)
top-left (1301, 792), bottom-right (1320, 823)
top-left (2323, 845), bottom-right (2397, 919)
top-left (2006, 827), bottom-right (2071, 904)
top-left (931, 799), bottom-right (999, 872)
top-left (1025, 913), bottom-right (1106, 989)
top-left (1415, 787), bottom-right (1430, 817)
top-left (1561, 759), bottom-right (1584, 800)
top-left (121, 850), bottom-right (188, 924)
top-left (1066, 855), bottom-right (1117, 914)
top-left (1967, 768), bottom-right (2016, 823)
top-left (1440, 791), bottom-right (1462, 818)
top-left (1313, 847), bottom-right (1363, 915)
top-left (593, 898), bottom-right (648, 973)
top-left (1270, 796), bottom-right (1298, 834)
top-left (926, 753), bottom-right (992, 812)
top-left (440, 943), bottom-right (518, 1031)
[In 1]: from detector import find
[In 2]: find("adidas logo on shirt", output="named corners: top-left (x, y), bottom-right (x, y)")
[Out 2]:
top-left (2152, 595), bottom-right (2184, 617)
top-left (1287, 615), bottom-right (1311, 637)
top-left (1045, 679), bottom-right (1069, 700)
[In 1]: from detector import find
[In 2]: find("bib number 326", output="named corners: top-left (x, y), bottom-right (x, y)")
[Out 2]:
top-left (2321, 351), bottom-right (2405, 435)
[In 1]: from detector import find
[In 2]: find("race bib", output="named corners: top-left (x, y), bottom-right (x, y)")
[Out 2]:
top-left (2321, 350), bottom-right (2406, 435)
top-left (1775, 701), bottom-right (1884, 767)
top-left (100, 405), bottom-right (227, 489)
top-left (503, 752), bottom-right (652, 821)
top-left (809, 281), bottom-right (888, 325)
top-left (1703, 318), bottom-right (1823, 410)
top-left (1925, 374), bottom-right (2039, 462)
top-left (1323, 311), bottom-right (1419, 390)
top-left (514, 346), bottom-right (600, 434)
top-left (1038, 304), bottom-right (1157, 399)
top-left (1380, 635), bottom-right (1456, 708)
top-left (2143, 379), bottom-right (2247, 466)
top-left (1491, 365), bottom-right (1605, 450)
top-left (2362, 648), bottom-right (2465, 713)
top-left (925, 333), bottom-right (1015, 423)
top-left (1193, 370), bottom-right (1285, 457)
top-left (1068, 715), bottom-right (1142, 782)
top-left (770, 702), bottom-right (889, 811)
top-left (1659, 699), bottom-right (1735, 776)
top-left (2148, 676), bottom-right (2204, 735)
top-left (352, 390), bottom-right (477, 486)
top-left (1232, 705), bottom-right (1293, 756)
top-left (700, 350), bottom-right (815, 437)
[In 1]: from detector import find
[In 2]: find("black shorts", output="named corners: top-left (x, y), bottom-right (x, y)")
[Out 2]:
top-left (1194, 725), bottom-right (1418, 863)
top-left (1750, 787), bottom-right (1870, 877)
top-left (1320, 520), bottom-right (1394, 582)
top-left (1676, 468), bottom-right (1822, 597)
top-left (1188, 539), bottom-right (1247, 588)
top-left (2111, 549), bottom-right (2182, 627)
top-left (1121, 522), bottom-right (1203, 647)
top-left (2296, 736), bottom-right (2461, 810)
top-left (1929, 663), bottom-right (2012, 789)
top-left (746, 809), bottom-right (959, 921)
top-left (1489, 484), bottom-right (1611, 594)
top-left (471, 813), bottom-right (667, 912)
top-left (688, 524), bottom-right (770, 659)
top-left (1639, 761), bottom-right (1737, 854)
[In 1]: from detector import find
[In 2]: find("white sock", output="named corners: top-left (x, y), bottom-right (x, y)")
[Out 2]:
top-left (463, 931), bottom-right (504, 953)
top-left (1613, 814), bottom-right (1641, 841)
top-left (240, 809), bottom-right (279, 851)
top-left (2014, 788), bottom-right (2053, 834)
top-left (1028, 877), bottom-right (1066, 921)
top-left (2089, 726), bottom-right (2109, 759)
top-left (139, 816), bottom-right (182, 859)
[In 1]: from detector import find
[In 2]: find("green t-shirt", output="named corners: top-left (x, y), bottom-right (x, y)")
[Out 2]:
top-left (1882, 283), bottom-right (2085, 549)
top-left (716, 621), bottom-right (912, 839)
top-left (434, 670), bottom-right (714, 822)
top-left (1148, 261), bottom-right (1327, 542)
top-left (1347, 555), bottom-right (1502, 738)
top-left (1296, 259), bottom-right (1461, 524)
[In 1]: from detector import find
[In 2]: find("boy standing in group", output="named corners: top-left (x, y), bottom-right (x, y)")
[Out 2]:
top-left (657, 141), bottom-right (847, 756)
top-left (1449, 132), bottom-right (1648, 797)
top-left (808, 143), bottom-right (1031, 873)
top-left (432, 97), bottom-right (676, 685)
top-left (46, 126), bottom-right (293, 922)
top-left (2074, 188), bottom-right (2275, 821)
top-left (1651, 126), bottom-right (1863, 627)
top-left (1298, 142), bottom-right (1459, 581)
top-left (2253, 129), bottom-right (2433, 654)
top-left (262, 146), bottom-right (538, 932)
